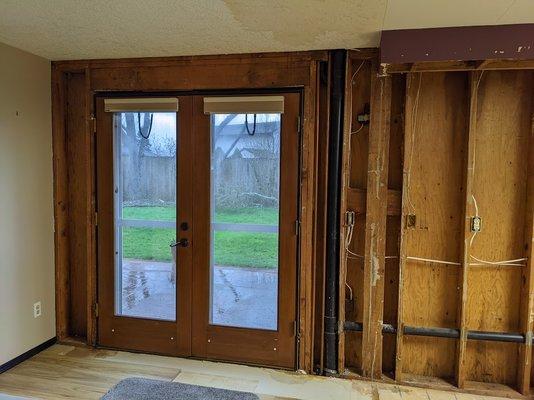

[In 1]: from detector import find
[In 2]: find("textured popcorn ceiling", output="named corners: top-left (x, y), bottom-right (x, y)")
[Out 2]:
top-left (0, 0), bottom-right (532, 60)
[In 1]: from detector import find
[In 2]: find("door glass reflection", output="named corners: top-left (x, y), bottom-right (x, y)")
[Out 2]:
top-left (209, 113), bottom-right (281, 330)
top-left (113, 112), bottom-right (177, 321)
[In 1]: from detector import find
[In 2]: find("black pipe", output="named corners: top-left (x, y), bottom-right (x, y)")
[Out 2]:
top-left (382, 323), bottom-right (397, 334)
top-left (467, 330), bottom-right (524, 343)
top-left (324, 50), bottom-right (346, 376)
top-left (404, 326), bottom-right (460, 339)
top-left (344, 322), bottom-right (525, 344)
top-left (343, 321), bottom-right (396, 334)
top-left (344, 321), bottom-right (363, 332)
top-left (403, 325), bottom-right (525, 343)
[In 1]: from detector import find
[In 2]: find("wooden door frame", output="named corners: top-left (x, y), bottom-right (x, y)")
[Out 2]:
top-left (94, 95), bottom-right (193, 356)
top-left (52, 51), bottom-right (327, 372)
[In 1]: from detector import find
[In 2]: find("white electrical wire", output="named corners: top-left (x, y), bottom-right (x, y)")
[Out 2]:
top-left (403, 71), bottom-right (528, 270)
top-left (469, 263), bottom-right (525, 267)
top-left (406, 256), bottom-right (461, 266)
top-left (405, 73), bottom-right (422, 215)
top-left (345, 282), bottom-right (354, 301)
top-left (346, 60), bottom-right (367, 179)
top-left (351, 124), bottom-right (364, 135)
top-left (344, 221), bottom-right (358, 301)
top-left (462, 72), bottom-right (525, 267)
top-left (469, 255), bottom-right (526, 267)
top-left (343, 59), bottom-right (367, 304)
top-left (350, 61), bottom-right (365, 85)
top-left (471, 256), bottom-right (527, 264)
top-left (345, 222), bottom-right (364, 259)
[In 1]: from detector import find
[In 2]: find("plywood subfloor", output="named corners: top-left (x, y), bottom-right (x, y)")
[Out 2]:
top-left (0, 344), bottom-right (517, 400)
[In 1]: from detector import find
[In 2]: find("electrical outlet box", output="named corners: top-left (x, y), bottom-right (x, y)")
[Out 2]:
top-left (471, 216), bottom-right (482, 232)
top-left (33, 301), bottom-right (42, 318)
top-left (345, 210), bottom-right (356, 226)
top-left (357, 113), bottom-right (370, 124)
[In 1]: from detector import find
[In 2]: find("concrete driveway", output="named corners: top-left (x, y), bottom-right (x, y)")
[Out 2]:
top-left (120, 259), bottom-right (278, 330)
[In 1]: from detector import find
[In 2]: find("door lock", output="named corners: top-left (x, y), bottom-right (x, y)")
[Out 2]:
top-left (174, 238), bottom-right (189, 248)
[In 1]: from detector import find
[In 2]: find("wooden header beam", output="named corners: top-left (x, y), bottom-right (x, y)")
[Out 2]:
top-left (381, 24), bottom-right (534, 64)
top-left (381, 24), bottom-right (534, 74)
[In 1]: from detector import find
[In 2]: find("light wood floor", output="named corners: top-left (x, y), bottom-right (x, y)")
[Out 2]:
top-left (0, 344), bottom-right (291, 399)
top-left (0, 344), bottom-right (511, 400)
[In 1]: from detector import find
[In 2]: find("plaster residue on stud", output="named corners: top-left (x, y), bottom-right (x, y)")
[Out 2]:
top-left (369, 223), bottom-right (381, 287)
top-left (371, 254), bottom-right (380, 286)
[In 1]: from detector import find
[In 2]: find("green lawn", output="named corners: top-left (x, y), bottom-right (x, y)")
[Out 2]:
top-left (122, 206), bottom-right (279, 268)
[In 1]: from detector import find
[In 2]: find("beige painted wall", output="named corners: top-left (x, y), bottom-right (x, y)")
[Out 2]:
top-left (0, 42), bottom-right (55, 364)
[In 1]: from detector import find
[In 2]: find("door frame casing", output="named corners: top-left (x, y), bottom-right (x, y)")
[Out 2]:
top-left (51, 51), bottom-right (326, 372)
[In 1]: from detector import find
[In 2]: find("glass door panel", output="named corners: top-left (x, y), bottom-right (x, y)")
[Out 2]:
top-left (209, 113), bottom-right (281, 330)
top-left (113, 111), bottom-right (177, 321)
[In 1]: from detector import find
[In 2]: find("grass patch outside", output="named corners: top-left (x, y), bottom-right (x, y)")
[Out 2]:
top-left (122, 206), bottom-right (279, 268)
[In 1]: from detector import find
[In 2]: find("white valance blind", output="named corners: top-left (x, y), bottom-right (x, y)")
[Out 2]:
top-left (104, 98), bottom-right (179, 112)
top-left (203, 96), bottom-right (284, 114)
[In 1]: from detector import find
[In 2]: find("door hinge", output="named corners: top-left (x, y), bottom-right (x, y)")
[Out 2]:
top-left (297, 116), bottom-right (302, 133)
top-left (295, 219), bottom-right (300, 236)
top-left (93, 302), bottom-right (99, 318)
top-left (90, 114), bottom-right (96, 133)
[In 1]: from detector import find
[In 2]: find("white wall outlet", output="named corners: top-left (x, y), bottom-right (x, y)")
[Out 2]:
top-left (33, 301), bottom-right (42, 318)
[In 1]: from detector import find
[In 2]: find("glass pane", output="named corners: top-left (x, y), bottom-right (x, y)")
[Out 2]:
top-left (210, 113), bottom-right (281, 331)
top-left (114, 111), bottom-right (177, 321)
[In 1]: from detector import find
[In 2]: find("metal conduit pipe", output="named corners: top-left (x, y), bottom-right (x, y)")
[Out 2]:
top-left (382, 323), bottom-right (397, 334)
top-left (343, 321), bottom-right (396, 334)
top-left (466, 330), bottom-right (525, 343)
top-left (403, 325), bottom-right (524, 343)
top-left (403, 326), bottom-right (460, 339)
top-left (323, 49), bottom-right (346, 376)
top-left (344, 321), bottom-right (526, 343)
top-left (343, 321), bottom-right (363, 332)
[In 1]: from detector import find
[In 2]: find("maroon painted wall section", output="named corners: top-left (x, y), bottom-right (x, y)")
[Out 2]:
top-left (380, 24), bottom-right (534, 64)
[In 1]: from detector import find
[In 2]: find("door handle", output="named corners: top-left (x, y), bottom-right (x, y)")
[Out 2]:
top-left (172, 238), bottom-right (189, 248)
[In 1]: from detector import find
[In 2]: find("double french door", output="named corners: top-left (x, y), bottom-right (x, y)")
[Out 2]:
top-left (96, 93), bottom-right (300, 368)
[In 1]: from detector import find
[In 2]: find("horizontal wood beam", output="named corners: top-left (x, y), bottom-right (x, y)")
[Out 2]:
top-left (384, 59), bottom-right (534, 74)
top-left (52, 50), bottom-right (329, 71)
top-left (381, 24), bottom-right (534, 64)
top-left (346, 187), bottom-right (401, 216)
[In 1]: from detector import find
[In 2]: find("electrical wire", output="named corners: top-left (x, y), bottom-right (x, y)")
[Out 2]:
top-left (350, 60), bottom-right (365, 85)
top-left (469, 256), bottom-right (526, 267)
top-left (465, 71), bottom-right (527, 268)
top-left (406, 256), bottom-right (461, 266)
top-left (345, 222), bottom-right (364, 259)
top-left (351, 124), bottom-right (364, 135)
top-left (345, 282), bottom-right (354, 301)
top-left (345, 60), bottom-right (367, 179)
top-left (405, 73), bottom-right (422, 215)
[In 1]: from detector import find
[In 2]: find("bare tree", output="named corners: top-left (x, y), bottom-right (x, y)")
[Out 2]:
top-left (121, 112), bottom-right (153, 199)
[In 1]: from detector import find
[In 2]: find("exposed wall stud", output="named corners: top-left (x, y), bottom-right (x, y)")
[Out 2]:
top-left (361, 65), bottom-right (392, 379)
